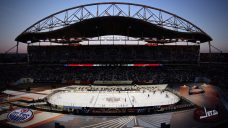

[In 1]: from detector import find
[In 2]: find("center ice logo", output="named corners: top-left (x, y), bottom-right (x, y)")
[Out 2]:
top-left (7, 108), bottom-right (34, 123)
top-left (106, 97), bottom-right (120, 102)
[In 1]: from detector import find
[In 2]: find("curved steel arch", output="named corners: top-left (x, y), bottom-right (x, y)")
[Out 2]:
top-left (16, 2), bottom-right (212, 42)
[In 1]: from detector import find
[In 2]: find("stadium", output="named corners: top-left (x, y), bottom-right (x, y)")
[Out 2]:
top-left (0, 2), bottom-right (228, 128)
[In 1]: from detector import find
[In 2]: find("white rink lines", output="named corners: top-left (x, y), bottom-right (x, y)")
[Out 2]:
top-left (127, 92), bottom-right (133, 107)
top-left (109, 116), bottom-right (134, 128)
top-left (48, 90), bottom-right (180, 108)
top-left (93, 93), bottom-right (100, 107)
top-left (138, 113), bottom-right (172, 128)
top-left (81, 116), bottom-right (135, 128)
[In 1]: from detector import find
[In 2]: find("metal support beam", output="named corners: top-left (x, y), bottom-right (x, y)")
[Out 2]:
top-left (16, 2), bottom-right (212, 44)
top-left (27, 44), bottom-right (30, 63)
top-left (16, 42), bottom-right (19, 54)
top-left (4, 44), bottom-right (17, 54)
top-left (210, 44), bottom-right (223, 53)
top-left (97, 5), bottom-right (99, 17)
top-left (20, 2), bottom-right (206, 34)
top-left (198, 43), bottom-right (201, 65)
top-left (128, 5), bottom-right (130, 17)
top-left (208, 41), bottom-right (211, 54)
top-left (208, 41), bottom-right (211, 63)
top-left (16, 42), bottom-right (19, 64)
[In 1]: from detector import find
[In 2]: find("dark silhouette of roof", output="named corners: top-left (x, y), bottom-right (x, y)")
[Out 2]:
top-left (16, 2), bottom-right (212, 44)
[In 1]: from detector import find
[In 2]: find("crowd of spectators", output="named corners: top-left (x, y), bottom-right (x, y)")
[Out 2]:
top-left (0, 64), bottom-right (200, 86)
top-left (0, 53), bottom-right (27, 63)
top-left (200, 53), bottom-right (228, 62)
top-left (28, 45), bottom-right (199, 64)
top-left (1, 46), bottom-right (227, 89)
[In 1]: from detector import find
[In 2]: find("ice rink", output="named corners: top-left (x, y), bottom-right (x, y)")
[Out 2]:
top-left (48, 90), bottom-right (180, 108)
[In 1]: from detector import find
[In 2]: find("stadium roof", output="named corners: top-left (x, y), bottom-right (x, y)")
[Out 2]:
top-left (15, 2), bottom-right (212, 44)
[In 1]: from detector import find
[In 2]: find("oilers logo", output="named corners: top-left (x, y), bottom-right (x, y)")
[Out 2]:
top-left (7, 108), bottom-right (34, 123)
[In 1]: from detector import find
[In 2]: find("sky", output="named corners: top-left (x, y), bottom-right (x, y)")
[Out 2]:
top-left (0, 0), bottom-right (228, 53)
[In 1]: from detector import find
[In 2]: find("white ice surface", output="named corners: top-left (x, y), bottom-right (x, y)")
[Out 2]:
top-left (48, 90), bottom-right (180, 108)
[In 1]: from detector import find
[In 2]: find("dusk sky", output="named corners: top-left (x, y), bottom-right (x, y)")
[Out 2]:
top-left (0, 0), bottom-right (228, 53)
